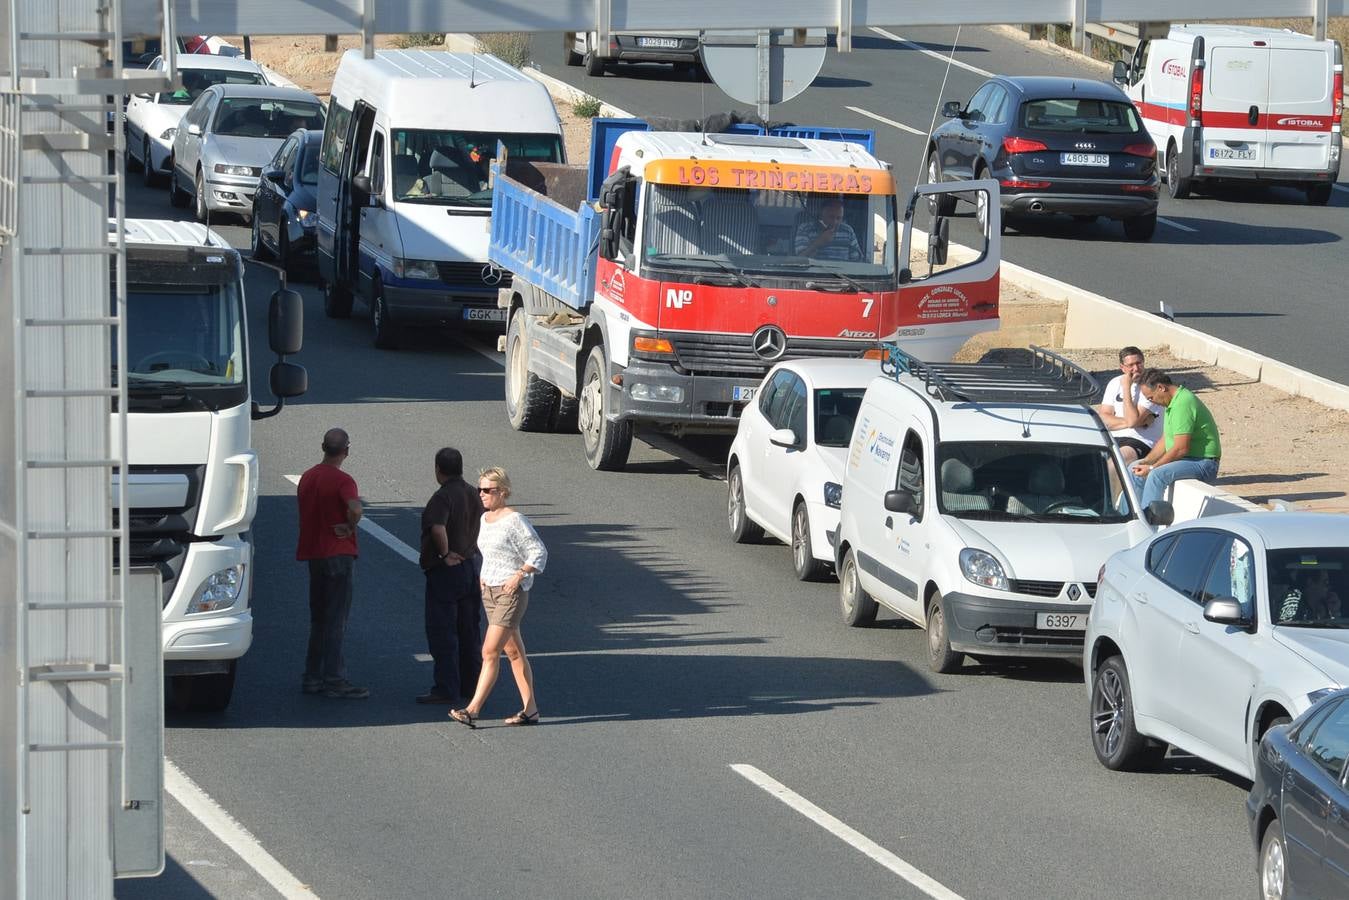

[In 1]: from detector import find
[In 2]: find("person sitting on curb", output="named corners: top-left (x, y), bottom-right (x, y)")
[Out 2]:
top-left (1130, 369), bottom-right (1222, 512)
top-left (1095, 345), bottom-right (1164, 464)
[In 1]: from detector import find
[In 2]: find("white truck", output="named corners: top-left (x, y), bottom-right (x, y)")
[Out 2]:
top-left (115, 218), bottom-right (305, 711)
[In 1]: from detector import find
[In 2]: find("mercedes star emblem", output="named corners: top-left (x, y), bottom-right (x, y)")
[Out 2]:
top-left (751, 325), bottom-right (787, 361)
top-left (481, 264), bottom-right (504, 286)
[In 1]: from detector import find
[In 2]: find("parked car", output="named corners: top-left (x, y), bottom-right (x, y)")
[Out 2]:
top-left (125, 54), bottom-right (268, 187)
top-left (1248, 688), bottom-right (1349, 900)
top-left (168, 83), bottom-right (325, 223)
top-left (250, 128), bottom-right (322, 277)
top-left (926, 75), bottom-right (1159, 240)
top-left (726, 359), bottom-right (874, 581)
top-left (563, 31), bottom-right (704, 79)
top-left (1087, 512), bottom-right (1349, 779)
top-left (833, 347), bottom-right (1155, 673)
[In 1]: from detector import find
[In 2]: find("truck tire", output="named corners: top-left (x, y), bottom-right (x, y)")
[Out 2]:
top-left (551, 395), bottom-right (579, 434)
top-left (371, 280), bottom-right (399, 349)
top-left (584, 46), bottom-right (606, 77)
top-left (563, 34), bottom-right (583, 66)
top-left (167, 660), bottom-right (236, 713)
top-left (838, 547), bottom-right (878, 626)
top-left (1166, 141), bottom-right (1192, 200)
top-left (505, 312), bottom-right (560, 432)
top-left (323, 280), bottom-right (353, 319)
top-left (579, 344), bottom-right (631, 470)
top-left (926, 591), bottom-right (964, 673)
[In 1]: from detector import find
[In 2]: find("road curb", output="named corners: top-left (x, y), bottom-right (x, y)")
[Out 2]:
top-left (442, 33), bottom-right (633, 117)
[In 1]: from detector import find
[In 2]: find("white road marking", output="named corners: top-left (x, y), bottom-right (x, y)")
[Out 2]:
top-left (731, 764), bottom-right (965, 900)
top-left (459, 337), bottom-right (504, 367)
top-left (165, 759), bottom-right (320, 899)
top-left (867, 27), bottom-right (994, 78)
top-left (283, 474), bottom-right (421, 565)
top-left (1157, 216), bottom-right (1198, 233)
top-left (846, 105), bottom-right (927, 137)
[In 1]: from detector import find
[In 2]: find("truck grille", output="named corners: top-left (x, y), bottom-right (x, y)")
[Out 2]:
top-left (435, 261), bottom-right (512, 289)
top-left (113, 464), bottom-right (205, 609)
top-left (668, 333), bottom-right (869, 377)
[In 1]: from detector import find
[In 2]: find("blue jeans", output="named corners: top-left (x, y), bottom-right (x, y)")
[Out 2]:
top-left (1133, 457), bottom-right (1220, 511)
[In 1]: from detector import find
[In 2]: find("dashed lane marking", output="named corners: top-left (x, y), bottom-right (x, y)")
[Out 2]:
top-left (283, 473), bottom-right (420, 565)
top-left (867, 27), bottom-right (994, 78)
top-left (845, 105), bottom-right (927, 137)
top-left (1157, 216), bottom-right (1198, 233)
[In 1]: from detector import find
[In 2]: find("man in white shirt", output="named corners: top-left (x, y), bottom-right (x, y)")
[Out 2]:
top-left (1095, 345), bottom-right (1164, 463)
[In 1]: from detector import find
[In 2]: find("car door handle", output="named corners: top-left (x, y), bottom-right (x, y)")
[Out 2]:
top-left (1131, 592), bottom-right (1148, 605)
top-left (1248, 104), bottom-right (1260, 126)
top-left (884, 516), bottom-right (893, 529)
top-left (1184, 621), bottom-right (1201, 634)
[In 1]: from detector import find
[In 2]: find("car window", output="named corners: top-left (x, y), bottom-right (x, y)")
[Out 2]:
top-left (298, 140), bottom-right (320, 186)
top-left (162, 68), bottom-right (267, 107)
top-left (272, 137), bottom-right (297, 172)
top-left (897, 430), bottom-right (925, 520)
top-left (1303, 699), bottom-right (1349, 782)
top-left (1199, 535), bottom-right (1257, 614)
top-left (1146, 533), bottom-right (1179, 575)
top-left (213, 97), bottom-right (324, 139)
top-left (1156, 530), bottom-right (1226, 602)
top-left (757, 369), bottom-right (795, 422)
top-left (983, 86), bottom-right (1010, 125)
top-left (1268, 548), bottom-right (1349, 628)
top-left (813, 388), bottom-right (864, 448)
top-left (1131, 40), bottom-right (1150, 86)
top-left (1020, 97), bottom-right (1142, 133)
top-left (783, 377), bottom-right (808, 440)
top-left (369, 130), bottom-right (386, 196)
top-left (321, 102), bottom-right (352, 174)
top-left (964, 84), bottom-right (995, 122)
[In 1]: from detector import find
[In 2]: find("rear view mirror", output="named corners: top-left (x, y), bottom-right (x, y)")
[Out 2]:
top-left (1112, 59), bottom-right (1129, 84)
top-left (263, 167), bottom-right (285, 185)
top-left (133, 92), bottom-right (152, 101)
top-left (768, 428), bottom-right (800, 449)
top-left (942, 100), bottom-right (962, 118)
top-left (1144, 500), bottom-right (1174, 527)
top-left (884, 490), bottom-right (917, 514)
top-left (268, 288), bottom-right (303, 356)
top-left (269, 361), bottom-right (307, 398)
top-left (1203, 597), bottom-right (1250, 628)
top-left (186, 123), bottom-right (202, 137)
top-left (927, 216), bottom-right (949, 267)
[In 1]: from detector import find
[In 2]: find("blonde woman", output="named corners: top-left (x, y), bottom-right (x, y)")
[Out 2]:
top-left (451, 467), bottom-right (547, 728)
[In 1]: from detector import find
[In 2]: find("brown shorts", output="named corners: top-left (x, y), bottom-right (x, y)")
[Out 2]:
top-left (482, 583), bottom-right (529, 629)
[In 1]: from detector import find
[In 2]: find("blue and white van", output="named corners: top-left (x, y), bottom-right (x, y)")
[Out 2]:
top-left (316, 49), bottom-right (564, 348)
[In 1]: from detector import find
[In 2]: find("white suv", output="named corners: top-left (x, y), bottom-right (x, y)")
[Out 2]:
top-left (833, 347), bottom-right (1155, 673)
top-left (726, 359), bottom-right (875, 580)
top-left (1087, 512), bottom-right (1349, 779)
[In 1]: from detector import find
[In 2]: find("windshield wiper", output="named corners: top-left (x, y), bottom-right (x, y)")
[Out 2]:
top-left (805, 270), bottom-right (863, 293)
top-left (653, 255), bottom-right (756, 287)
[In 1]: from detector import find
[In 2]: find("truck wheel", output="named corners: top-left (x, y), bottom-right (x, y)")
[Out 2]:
top-left (167, 660), bottom-right (236, 713)
top-left (563, 34), bottom-right (583, 66)
top-left (371, 281), bottom-right (399, 349)
top-left (1166, 141), bottom-right (1192, 200)
top-left (726, 463), bottom-right (764, 544)
top-left (839, 547), bottom-right (878, 626)
top-left (505, 312), bottom-right (560, 432)
top-left (791, 501), bottom-right (828, 582)
top-left (926, 591), bottom-right (964, 673)
top-left (579, 344), bottom-right (631, 470)
top-left (551, 395), bottom-right (579, 434)
top-left (584, 47), bottom-right (606, 77)
top-left (323, 280), bottom-right (353, 319)
top-left (1307, 183), bottom-right (1333, 206)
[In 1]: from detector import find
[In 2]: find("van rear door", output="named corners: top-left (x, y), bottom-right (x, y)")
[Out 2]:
top-left (1202, 43), bottom-right (1268, 170)
top-left (1264, 42), bottom-right (1335, 174)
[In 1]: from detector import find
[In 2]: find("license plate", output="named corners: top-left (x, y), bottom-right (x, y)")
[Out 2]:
top-left (1060, 153), bottom-right (1110, 167)
top-left (637, 37), bottom-right (681, 48)
top-left (1036, 612), bottom-right (1088, 631)
top-left (463, 308), bottom-right (506, 321)
top-left (732, 385), bottom-right (758, 402)
top-left (1210, 147), bottom-right (1257, 161)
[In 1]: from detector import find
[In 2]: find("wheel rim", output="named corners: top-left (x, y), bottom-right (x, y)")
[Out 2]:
top-left (926, 155), bottom-right (940, 213)
top-left (579, 362), bottom-right (602, 452)
top-left (976, 186), bottom-right (989, 232)
top-left (507, 325), bottom-right (527, 410)
top-left (373, 294), bottom-right (384, 333)
top-left (1167, 151), bottom-right (1178, 188)
top-left (727, 471), bottom-right (745, 534)
top-left (143, 142), bottom-right (152, 181)
top-left (1261, 833), bottom-right (1285, 900)
top-left (928, 604), bottom-right (946, 658)
top-left (251, 217), bottom-right (261, 253)
top-left (1092, 667), bottom-right (1126, 758)
top-left (792, 506), bottom-right (808, 570)
top-left (841, 557), bottom-right (857, 616)
top-left (195, 173), bottom-right (205, 219)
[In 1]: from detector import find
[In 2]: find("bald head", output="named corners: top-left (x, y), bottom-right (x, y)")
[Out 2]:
top-left (322, 428), bottom-right (350, 460)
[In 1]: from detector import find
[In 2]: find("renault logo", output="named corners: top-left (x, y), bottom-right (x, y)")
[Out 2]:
top-left (481, 264), bottom-right (504, 285)
top-left (1067, 584), bottom-right (1081, 601)
top-left (751, 325), bottom-right (787, 361)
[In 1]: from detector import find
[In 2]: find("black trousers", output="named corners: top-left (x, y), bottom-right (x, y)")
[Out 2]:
top-left (305, 555), bottom-right (355, 684)
top-left (424, 561), bottom-right (482, 699)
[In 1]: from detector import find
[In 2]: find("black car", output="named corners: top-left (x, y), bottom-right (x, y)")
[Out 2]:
top-left (1248, 688), bottom-right (1349, 899)
top-left (927, 75), bottom-right (1159, 241)
top-left (250, 128), bottom-right (321, 277)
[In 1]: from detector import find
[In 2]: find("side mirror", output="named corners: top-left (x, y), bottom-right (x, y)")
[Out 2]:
top-left (927, 216), bottom-right (949, 267)
top-left (263, 167), bottom-right (285, 185)
top-left (351, 173), bottom-right (372, 202)
top-left (898, 266), bottom-right (912, 285)
top-left (768, 427), bottom-right (800, 449)
top-left (1203, 597), bottom-right (1250, 627)
top-left (1144, 500), bottom-right (1174, 527)
top-left (132, 92), bottom-right (152, 101)
top-left (599, 207), bottom-right (621, 261)
top-left (268, 288), bottom-right (303, 355)
top-left (269, 361), bottom-right (308, 398)
top-left (942, 100), bottom-right (963, 118)
top-left (186, 123), bottom-right (202, 137)
top-left (884, 490), bottom-right (917, 514)
top-left (1112, 59), bottom-right (1129, 85)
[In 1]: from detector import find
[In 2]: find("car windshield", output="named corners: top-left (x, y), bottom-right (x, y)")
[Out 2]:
top-left (390, 129), bottom-right (563, 206)
top-left (643, 184), bottom-right (897, 285)
top-left (213, 98), bottom-right (325, 138)
top-left (814, 388), bottom-right (865, 448)
top-left (162, 69), bottom-right (266, 106)
top-left (935, 441), bottom-right (1132, 521)
top-left (1269, 548), bottom-right (1349, 628)
top-left (299, 143), bottom-right (319, 185)
top-left (117, 284), bottom-right (246, 387)
top-left (1020, 97), bottom-right (1141, 134)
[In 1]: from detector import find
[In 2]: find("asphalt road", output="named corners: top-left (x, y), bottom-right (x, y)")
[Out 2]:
top-left (114, 170), bottom-right (1261, 899)
top-left (536, 25), bottom-right (1349, 384)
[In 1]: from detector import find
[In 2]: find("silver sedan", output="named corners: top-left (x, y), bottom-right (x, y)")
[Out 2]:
top-left (168, 82), bottom-right (325, 224)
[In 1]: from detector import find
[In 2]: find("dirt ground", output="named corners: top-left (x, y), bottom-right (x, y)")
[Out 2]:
top-left (246, 34), bottom-right (1349, 512)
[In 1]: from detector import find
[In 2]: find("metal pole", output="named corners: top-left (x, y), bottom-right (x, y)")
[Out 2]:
top-left (756, 29), bottom-right (770, 121)
top-left (1314, 0), bottom-right (1328, 40)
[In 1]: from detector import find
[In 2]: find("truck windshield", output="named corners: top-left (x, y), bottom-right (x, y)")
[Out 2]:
top-left (935, 441), bottom-right (1132, 522)
top-left (115, 283), bottom-right (248, 412)
top-left (390, 129), bottom-right (563, 207)
top-left (642, 184), bottom-right (896, 285)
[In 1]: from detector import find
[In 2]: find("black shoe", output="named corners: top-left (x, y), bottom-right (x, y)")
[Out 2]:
top-left (302, 679), bottom-right (322, 695)
top-left (415, 691), bottom-right (457, 704)
top-left (323, 680), bottom-right (370, 699)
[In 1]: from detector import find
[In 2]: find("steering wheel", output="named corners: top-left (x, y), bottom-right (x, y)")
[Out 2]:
top-left (133, 350), bottom-right (213, 373)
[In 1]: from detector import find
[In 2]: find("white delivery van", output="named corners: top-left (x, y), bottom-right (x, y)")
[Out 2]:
top-left (1115, 24), bottom-right (1342, 203)
top-left (316, 49), bottom-right (564, 348)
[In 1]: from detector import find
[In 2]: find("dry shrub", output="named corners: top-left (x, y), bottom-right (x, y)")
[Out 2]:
top-left (474, 33), bottom-right (532, 69)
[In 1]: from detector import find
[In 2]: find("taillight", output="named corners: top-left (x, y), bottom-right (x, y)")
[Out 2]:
top-left (1189, 64), bottom-right (1204, 122)
top-left (1122, 142), bottom-right (1156, 159)
top-left (1002, 136), bottom-right (1048, 154)
top-left (999, 178), bottom-right (1050, 189)
top-left (1333, 69), bottom-right (1343, 127)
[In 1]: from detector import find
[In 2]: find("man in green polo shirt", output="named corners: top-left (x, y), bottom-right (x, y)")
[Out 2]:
top-left (1130, 369), bottom-right (1221, 511)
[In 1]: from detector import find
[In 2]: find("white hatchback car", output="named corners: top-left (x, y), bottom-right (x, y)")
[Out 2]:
top-left (726, 359), bottom-right (875, 580)
top-left (1087, 512), bottom-right (1349, 779)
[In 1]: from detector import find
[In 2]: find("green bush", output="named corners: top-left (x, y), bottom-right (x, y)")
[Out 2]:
top-left (390, 33), bottom-right (446, 49)
top-left (474, 33), bottom-right (532, 69)
top-left (572, 96), bottom-right (602, 118)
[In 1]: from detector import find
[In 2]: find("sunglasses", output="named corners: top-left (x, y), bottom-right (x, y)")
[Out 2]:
top-left (478, 487), bottom-right (500, 495)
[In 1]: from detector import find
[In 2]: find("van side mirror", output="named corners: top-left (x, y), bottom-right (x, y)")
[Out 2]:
top-left (1112, 59), bottom-right (1129, 85)
top-left (1203, 597), bottom-right (1250, 628)
top-left (351, 173), bottom-right (372, 203)
top-left (263, 167), bottom-right (285, 186)
top-left (269, 288), bottom-right (303, 355)
top-left (884, 490), bottom-right (917, 514)
top-left (928, 216), bottom-right (949, 267)
top-left (942, 100), bottom-right (963, 119)
top-left (269, 362), bottom-right (308, 398)
top-left (1144, 500), bottom-right (1174, 527)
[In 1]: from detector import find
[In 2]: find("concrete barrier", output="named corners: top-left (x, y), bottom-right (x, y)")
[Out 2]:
top-left (1171, 478), bottom-right (1269, 522)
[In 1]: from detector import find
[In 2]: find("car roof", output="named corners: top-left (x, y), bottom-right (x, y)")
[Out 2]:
top-left (868, 376), bottom-right (1111, 445)
top-left (113, 217), bottom-right (229, 248)
top-left (998, 76), bottom-right (1129, 103)
top-left (774, 358), bottom-right (882, 389)
top-left (205, 83), bottom-right (320, 102)
top-left (1178, 512), bottom-right (1349, 549)
top-left (173, 54), bottom-right (265, 73)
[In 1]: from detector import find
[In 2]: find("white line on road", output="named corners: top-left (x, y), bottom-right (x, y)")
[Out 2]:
top-left (845, 105), bottom-right (927, 137)
top-left (867, 27), bottom-right (994, 78)
top-left (165, 759), bottom-right (320, 899)
top-left (731, 764), bottom-right (965, 900)
top-left (283, 473), bottom-right (421, 565)
top-left (1157, 216), bottom-right (1198, 233)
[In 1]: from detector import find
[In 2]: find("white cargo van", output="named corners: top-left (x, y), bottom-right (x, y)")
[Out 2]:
top-left (316, 50), bottom-right (564, 348)
top-left (1115, 24), bottom-right (1342, 204)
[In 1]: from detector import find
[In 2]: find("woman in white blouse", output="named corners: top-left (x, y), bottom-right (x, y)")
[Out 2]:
top-left (451, 466), bottom-right (548, 728)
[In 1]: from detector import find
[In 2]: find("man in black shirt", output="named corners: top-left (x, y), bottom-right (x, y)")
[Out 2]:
top-left (416, 447), bottom-right (484, 704)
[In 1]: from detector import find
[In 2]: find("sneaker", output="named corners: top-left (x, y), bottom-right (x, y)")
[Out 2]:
top-left (301, 680), bottom-right (323, 695)
top-left (323, 680), bottom-right (370, 699)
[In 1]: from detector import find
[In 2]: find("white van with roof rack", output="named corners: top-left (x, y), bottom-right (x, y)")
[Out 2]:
top-left (833, 347), bottom-right (1161, 673)
top-left (1114, 24), bottom-right (1342, 204)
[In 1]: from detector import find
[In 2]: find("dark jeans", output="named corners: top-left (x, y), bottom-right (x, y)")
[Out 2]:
top-left (305, 555), bottom-right (355, 685)
top-left (424, 561), bottom-right (482, 699)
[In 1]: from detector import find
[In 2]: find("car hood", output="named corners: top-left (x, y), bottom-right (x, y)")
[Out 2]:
top-left (1272, 629), bottom-right (1349, 686)
top-left (945, 517), bottom-right (1148, 582)
top-left (204, 135), bottom-right (284, 169)
top-left (388, 201), bottom-right (490, 261)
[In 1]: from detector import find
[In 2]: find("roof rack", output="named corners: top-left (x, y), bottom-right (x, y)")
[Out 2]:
top-left (880, 343), bottom-right (1100, 404)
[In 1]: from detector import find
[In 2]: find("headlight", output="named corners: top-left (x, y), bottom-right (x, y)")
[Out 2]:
top-left (393, 258), bottom-right (439, 280)
top-left (213, 163), bottom-right (260, 177)
top-left (823, 481), bottom-right (842, 509)
top-left (295, 209), bottom-right (311, 221)
top-left (959, 548), bottom-right (1008, 590)
top-left (629, 383), bottom-right (684, 403)
top-left (187, 564), bottom-right (245, 614)
top-left (159, 127), bottom-right (177, 141)
top-left (1307, 687), bottom-right (1342, 705)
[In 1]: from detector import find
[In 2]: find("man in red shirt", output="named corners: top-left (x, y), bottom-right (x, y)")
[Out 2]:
top-left (296, 428), bottom-right (368, 699)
